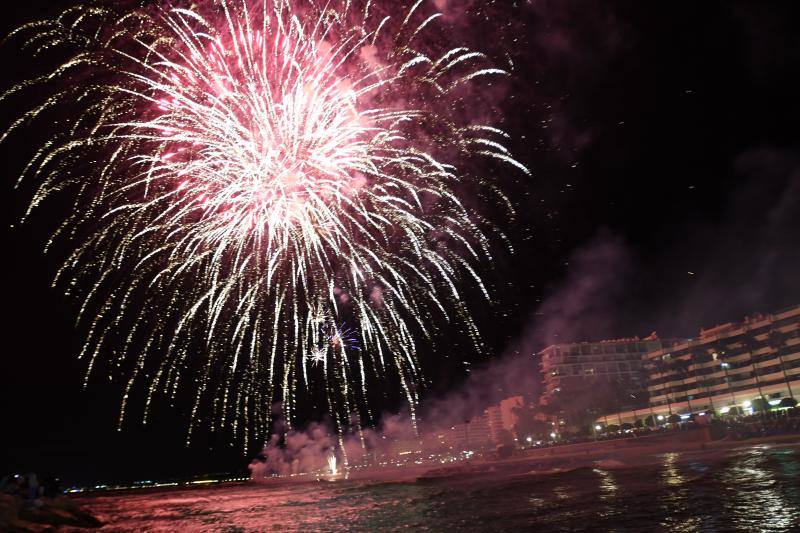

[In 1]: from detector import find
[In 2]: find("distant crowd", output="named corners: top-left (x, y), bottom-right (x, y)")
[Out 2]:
top-left (718, 408), bottom-right (800, 440)
top-left (526, 407), bottom-right (800, 451)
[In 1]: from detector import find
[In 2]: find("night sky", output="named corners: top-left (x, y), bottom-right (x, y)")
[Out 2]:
top-left (2, 0), bottom-right (799, 485)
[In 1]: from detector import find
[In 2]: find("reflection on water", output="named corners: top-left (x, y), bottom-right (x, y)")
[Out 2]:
top-left (658, 451), bottom-right (692, 531)
top-left (593, 467), bottom-right (619, 523)
top-left (553, 484), bottom-right (574, 501)
top-left (662, 452), bottom-right (685, 486)
top-left (594, 468), bottom-right (618, 501)
top-left (78, 444), bottom-right (800, 532)
top-left (721, 446), bottom-right (798, 531)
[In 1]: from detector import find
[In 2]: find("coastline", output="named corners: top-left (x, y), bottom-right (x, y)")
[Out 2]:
top-left (4, 436), bottom-right (794, 531)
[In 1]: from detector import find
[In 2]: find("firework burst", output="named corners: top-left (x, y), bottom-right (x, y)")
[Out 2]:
top-left (2, 0), bottom-right (526, 446)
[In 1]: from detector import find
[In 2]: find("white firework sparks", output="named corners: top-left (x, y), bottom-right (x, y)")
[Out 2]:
top-left (2, 0), bottom-right (526, 446)
top-left (307, 347), bottom-right (327, 366)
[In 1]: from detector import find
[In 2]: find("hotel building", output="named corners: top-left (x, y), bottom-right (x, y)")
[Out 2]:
top-left (601, 305), bottom-right (800, 425)
top-left (538, 337), bottom-right (682, 410)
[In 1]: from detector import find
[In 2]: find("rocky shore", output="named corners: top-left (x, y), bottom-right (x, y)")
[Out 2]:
top-left (0, 494), bottom-right (102, 532)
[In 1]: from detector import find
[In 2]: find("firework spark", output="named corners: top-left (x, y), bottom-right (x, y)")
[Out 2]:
top-left (3, 0), bottom-right (525, 446)
top-left (307, 347), bottom-right (327, 367)
top-left (327, 453), bottom-right (338, 477)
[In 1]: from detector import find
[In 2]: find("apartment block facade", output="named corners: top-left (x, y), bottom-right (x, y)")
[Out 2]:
top-left (645, 305), bottom-right (799, 412)
top-left (538, 336), bottom-right (681, 409)
top-left (600, 305), bottom-right (800, 425)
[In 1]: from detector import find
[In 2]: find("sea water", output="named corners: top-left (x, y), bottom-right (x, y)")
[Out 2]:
top-left (77, 444), bottom-right (800, 531)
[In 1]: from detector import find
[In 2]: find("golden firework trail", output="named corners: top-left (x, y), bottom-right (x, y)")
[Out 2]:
top-left (2, 0), bottom-right (526, 446)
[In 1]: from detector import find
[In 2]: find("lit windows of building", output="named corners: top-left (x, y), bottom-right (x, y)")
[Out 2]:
top-left (643, 305), bottom-right (800, 416)
top-left (600, 305), bottom-right (800, 425)
top-left (538, 336), bottom-right (682, 409)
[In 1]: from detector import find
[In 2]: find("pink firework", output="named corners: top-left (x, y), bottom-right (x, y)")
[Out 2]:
top-left (2, 0), bottom-right (526, 446)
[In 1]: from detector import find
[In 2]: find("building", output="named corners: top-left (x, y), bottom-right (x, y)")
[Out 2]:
top-left (383, 396), bottom-right (527, 461)
top-left (538, 336), bottom-right (681, 411)
top-left (410, 396), bottom-right (526, 455)
top-left (601, 305), bottom-right (800, 425)
top-left (485, 395), bottom-right (524, 443)
top-left (485, 405), bottom-right (503, 443)
top-left (420, 413), bottom-right (494, 454)
top-left (386, 438), bottom-right (423, 458)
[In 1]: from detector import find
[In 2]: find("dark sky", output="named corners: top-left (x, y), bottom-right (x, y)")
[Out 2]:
top-left (2, 0), bottom-right (799, 485)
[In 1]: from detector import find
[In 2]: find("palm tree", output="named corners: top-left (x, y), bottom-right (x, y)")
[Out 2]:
top-left (611, 375), bottom-right (641, 425)
top-left (671, 358), bottom-right (695, 414)
top-left (742, 334), bottom-right (767, 404)
top-left (641, 359), bottom-right (658, 420)
top-left (539, 398), bottom-right (563, 436)
top-left (654, 357), bottom-right (674, 415)
top-left (768, 329), bottom-right (795, 400)
top-left (628, 393), bottom-right (641, 426)
top-left (690, 351), bottom-right (716, 414)
top-left (711, 348), bottom-right (738, 408)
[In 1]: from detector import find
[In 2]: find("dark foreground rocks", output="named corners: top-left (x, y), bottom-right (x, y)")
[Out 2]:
top-left (0, 494), bottom-right (102, 531)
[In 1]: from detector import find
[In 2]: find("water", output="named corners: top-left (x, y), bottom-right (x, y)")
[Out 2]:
top-left (77, 445), bottom-right (800, 532)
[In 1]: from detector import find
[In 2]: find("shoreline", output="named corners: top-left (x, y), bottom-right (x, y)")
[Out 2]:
top-left (43, 433), bottom-right (798, 500)
top-left (48, 439), bottom-right (800, 531)
top-left (6, 437), bottom-right (791, 530)
top-left (248, 432), bottom-right (800, 485)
